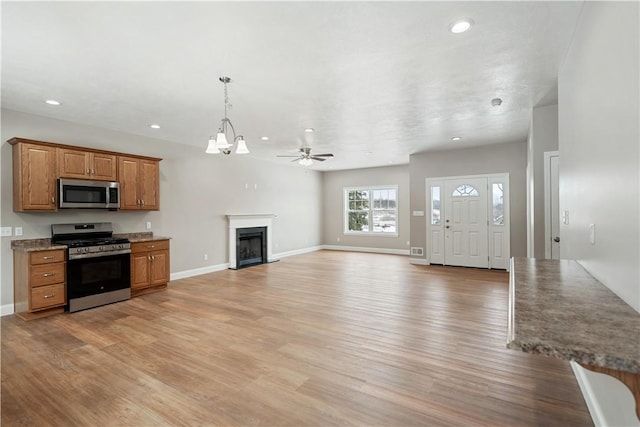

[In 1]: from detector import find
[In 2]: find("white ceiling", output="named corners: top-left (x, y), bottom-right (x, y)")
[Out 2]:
top-left (1, 1), bottom-right (583, 170)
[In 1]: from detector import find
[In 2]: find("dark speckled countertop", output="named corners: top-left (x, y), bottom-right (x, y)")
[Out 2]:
top-left (12, 233), bottom-right (170, 251)
top-left (507, 257), bottom-right (640, 373)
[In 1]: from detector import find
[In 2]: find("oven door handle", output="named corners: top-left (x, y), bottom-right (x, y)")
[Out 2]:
top-left (68, 249), bottom-right (131, 260)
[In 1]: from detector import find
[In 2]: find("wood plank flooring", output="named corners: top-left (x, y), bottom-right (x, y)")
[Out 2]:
top-left (1, 250), bottom-right (593, 426)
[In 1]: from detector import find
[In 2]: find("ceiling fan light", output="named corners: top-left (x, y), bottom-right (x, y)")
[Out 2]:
top-left (215, 132), bottom-right (231, 149)
top-left (235, 138), bottom-right (249, 154)
top-left (299, 158), bottom-right (313, 166)
top-left (206, 137), bottom-right (220, 154)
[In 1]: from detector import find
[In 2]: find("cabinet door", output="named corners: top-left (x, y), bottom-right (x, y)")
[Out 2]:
top-left (150, 250), bottom-right (169, 285)
top-left (58, 148), bottom-right (89, 179)
top-left (15, 143), bottom-right (57, 211)
top-left (131, 253), bottom-right (150, 289)
top-left (118, 156), bottom-right (140, 210)
top-left (140, 160), bottom-right (159, 210)
top-left (91, 153), bottom-right (117, 181)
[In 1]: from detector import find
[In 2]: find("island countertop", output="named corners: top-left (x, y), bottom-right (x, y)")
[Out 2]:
top-left (507, 257), bottom-right (640, 374)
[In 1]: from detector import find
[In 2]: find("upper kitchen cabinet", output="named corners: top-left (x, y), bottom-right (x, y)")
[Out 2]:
top-left (58, 148), bottom-right (117, 181)
top-left (118, 156), bottom-right (160, 210)
top-left (10, 140), bottom-right (58, 212)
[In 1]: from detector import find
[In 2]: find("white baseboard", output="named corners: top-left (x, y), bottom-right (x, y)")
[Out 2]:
top-left (170, 263), bottom-right (229, 281)
top-left (409, 258), bottom-right (429, 265)
top-left (321, 245), bottom-right (410, 256)
top-left (273, 246), bottom-right (322, 259)
top-left (1, 304), bottom-right (14, 316)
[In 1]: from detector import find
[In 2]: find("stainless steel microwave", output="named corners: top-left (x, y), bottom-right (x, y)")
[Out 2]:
top-left (58, 178), bottom-right (120, 209)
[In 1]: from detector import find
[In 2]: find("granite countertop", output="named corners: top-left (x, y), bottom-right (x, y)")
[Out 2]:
top-left (114, 232), bottom-right (171, 243)
top-left (507, 257), bottom-right (640, 373)
top-left (12, 233), bottom-right (170, 251)
top-left (11, 238), bottom-right (67, 252)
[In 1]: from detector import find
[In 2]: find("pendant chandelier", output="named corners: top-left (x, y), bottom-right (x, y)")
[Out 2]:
top-left (205, 76), bottom-right (249, 155)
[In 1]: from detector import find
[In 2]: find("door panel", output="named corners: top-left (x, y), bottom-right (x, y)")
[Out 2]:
top-left (550, 155), bottom-right (560, 259)
top-left (444, 178), bottom-right (489, 268)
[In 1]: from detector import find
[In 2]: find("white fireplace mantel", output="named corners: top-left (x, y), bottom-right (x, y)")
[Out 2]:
top-left (226, 214), bottom-right (277, 269)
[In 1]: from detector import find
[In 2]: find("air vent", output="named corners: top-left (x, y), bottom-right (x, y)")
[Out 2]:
top-left (410, 247), bottom-right (424, 256)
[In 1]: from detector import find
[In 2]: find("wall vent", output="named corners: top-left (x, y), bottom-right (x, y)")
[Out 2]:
top-left (410, 247), bottom-right (424, 256)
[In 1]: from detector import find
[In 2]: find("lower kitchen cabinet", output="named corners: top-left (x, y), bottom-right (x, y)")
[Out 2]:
top-left (13, 249), bottom-right (66, 320)
top-left (130, 239), bottom-right (170, 296)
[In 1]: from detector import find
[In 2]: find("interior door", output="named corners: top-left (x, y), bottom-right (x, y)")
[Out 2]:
top-left (550, 154), bottom-right (560, 259)
top-left (443, 178), bottom-right (489, 268)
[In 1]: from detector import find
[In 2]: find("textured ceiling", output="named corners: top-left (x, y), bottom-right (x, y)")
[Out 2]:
top-left (1, 1), bottom-right (583, 170)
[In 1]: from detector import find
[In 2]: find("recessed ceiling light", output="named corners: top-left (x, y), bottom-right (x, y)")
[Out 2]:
top-left (45, 99), bottom-right (61, 106)
top-left (304, 128), bottom-right (314, 133)
top-left (449, 18), bottom-right (474, 34)
top-left (260, 136), bottom-right (270, 141)
top-left (451, 136), bottom-right (462, 141)
top-left (149, 124), bottom-right (160, 129)
top-left (491, 98), bottom-right (503, 107)
top-left (366, 151), bottom-right (373, 155)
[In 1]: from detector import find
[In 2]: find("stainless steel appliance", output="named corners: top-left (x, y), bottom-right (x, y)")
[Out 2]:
top-left (58, 178), bottom-right (120, 209)
top-left (51, 222), bottom-right (131, 312)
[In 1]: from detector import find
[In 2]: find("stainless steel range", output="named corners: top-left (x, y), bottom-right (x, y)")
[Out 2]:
top-left (52, 223), bottom-right (131, 312)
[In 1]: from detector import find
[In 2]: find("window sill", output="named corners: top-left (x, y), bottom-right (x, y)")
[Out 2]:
top-left (343, 232), bottom-right (399, 238)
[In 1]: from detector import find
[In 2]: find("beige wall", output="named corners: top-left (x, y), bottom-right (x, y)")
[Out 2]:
top-left (1, 109), bottom-right (323, 312)
top-left (322, 165), bottom-right (410, 253)
top-left (558, 1), bottom-right (639, 312)
top-left (409, 141), bottom-right (527, 262)
top-left (526, 104), bottom-right (559, 258)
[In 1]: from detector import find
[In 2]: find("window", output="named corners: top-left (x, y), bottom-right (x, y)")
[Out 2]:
top-left (431, 186), bottom-right (441, 225)
top-left (452, 184), bottom-right (479, 197)
top-left (345, 186), bottom-right (397, 234)
top-left (492, 183), bottom-right (504, 225)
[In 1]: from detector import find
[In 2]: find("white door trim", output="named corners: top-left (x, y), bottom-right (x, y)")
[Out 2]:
top-left (426, 173), bottom-right (510, 269)
top-left (544, 151), bottom-right (560, 259)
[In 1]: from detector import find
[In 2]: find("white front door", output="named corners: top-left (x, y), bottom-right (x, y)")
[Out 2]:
top-left (444, 178), bottom-right (489, 268)
top-left (426, 173), bottom-right (510, 269)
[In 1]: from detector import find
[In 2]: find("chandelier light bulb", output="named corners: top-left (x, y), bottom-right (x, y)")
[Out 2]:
top-left (206, 137), bottom-right (220, 154)
top-left (235, 138), bottom-right (249, 154)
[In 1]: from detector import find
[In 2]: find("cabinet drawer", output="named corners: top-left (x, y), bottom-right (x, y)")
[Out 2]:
top-left (30, 263), bottom-right (65, 287)
top-left (131, 240), bottom-right (169, 254)
top-left (31, 284), bottom-right (65, 311)
top-left (30, 250), bottom-right (65, 265)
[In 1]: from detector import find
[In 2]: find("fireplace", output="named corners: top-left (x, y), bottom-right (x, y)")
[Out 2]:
top-left (226, 214), bottom-right (276, 269)
top-left (236, 227), bottom-right (267, 268)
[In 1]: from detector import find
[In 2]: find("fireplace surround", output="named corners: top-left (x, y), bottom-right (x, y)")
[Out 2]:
top-left (226, 214), bottom-right (276, 269)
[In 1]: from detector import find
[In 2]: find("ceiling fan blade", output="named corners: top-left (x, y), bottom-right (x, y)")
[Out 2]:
top-left (312, 153), bottom-right (334, 157)
top-left (290, 158), bottom-right (301, 163)
top-left (277, 155), bottom-right (301, 158)
top-left (309, 156), bottom-right (327, 161)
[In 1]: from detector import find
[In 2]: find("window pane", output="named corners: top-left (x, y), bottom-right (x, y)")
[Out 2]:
top-left (452, 184), bottom-right (479, 197)
top-left (431, 186), bottom-right (441, 225)
top-left (373, 210), bottom-right (396, 233)
top-left (349, 201), bottom-right (356, 210)
top-left (492, 183), bottom-right (504, 225)
top-left (348, 211), bottom-right (369, 232)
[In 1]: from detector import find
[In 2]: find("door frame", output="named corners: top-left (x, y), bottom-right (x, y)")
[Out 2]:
top-left (544, 151), bottom-right (560, 259)
top-left (425, 173), bottom-right (510, 269)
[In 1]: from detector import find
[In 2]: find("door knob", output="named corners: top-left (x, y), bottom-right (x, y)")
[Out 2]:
top-left (553, 236), bottom-right (560, 243)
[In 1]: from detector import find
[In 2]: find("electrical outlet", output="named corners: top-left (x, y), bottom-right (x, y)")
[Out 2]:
top-left (0, 227), bottom-right (12, 237)
top-left (146, 221), bottom-right (152, 230)
top-left (589, 224), bottom-right (596, 245)
top-left (15, 227), bottom-right (23, 236)
top-left (203, 254), bottom-right (208, 261)
top-left (337, 237), bottom-right (341, 242)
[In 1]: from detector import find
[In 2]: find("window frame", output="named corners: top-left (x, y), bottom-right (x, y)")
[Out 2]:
top-left (343, 185), bottom-right (399, 237)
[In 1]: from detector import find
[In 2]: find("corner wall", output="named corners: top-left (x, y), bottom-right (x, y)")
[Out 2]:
top-left (322, 165), bottom-right (410, 253)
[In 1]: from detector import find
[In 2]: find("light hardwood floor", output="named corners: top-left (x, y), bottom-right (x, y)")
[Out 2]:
top-left (2, 250), bottom-right (592, 426)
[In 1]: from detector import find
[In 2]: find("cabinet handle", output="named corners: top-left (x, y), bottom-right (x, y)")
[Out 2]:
top-left (42, 256), bottom-right (55, 260)
top-left (141, 199), bottom-right (145, 206)
top-left (147, 245), bottom-right (155, 249)
top-left (148, 255), bottom-right (151, 261)
top-left (86, 168), bottom-right (91, 174)
top-left (43, 273), bottom-right (55, 277)
top-left (43, 294), bottom-right (55, 299)
top-left (91, 168), bottom-right (95, 175)
top-left (51, 197), bottom-right (55, 205)
top-left (152, 255), bottom-right (155, 261)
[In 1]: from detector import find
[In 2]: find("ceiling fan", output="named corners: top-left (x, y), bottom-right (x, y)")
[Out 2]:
top-left (277, 147), bottom-right (334, 166)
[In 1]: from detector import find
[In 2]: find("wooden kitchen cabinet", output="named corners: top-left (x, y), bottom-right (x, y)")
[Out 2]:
top-left (118, 156), bottom-right (160, 210)
top-left (58, 148), bottom-right (117, 181)
top-left (11, 141), bottom-right (58, 212)
top-left (130, 239), bottom-right (170, 296)
top-left (13, 249), bottom-right (66, 320)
